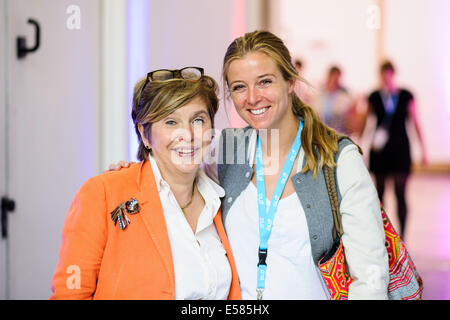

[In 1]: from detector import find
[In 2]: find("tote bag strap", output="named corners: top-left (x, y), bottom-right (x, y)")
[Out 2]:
top-left (323, 135), bottom-right (360, 241)
top-left (323, 164), bottom-right (343, 242)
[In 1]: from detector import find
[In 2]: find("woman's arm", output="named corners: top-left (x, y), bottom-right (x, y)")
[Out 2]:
top-left (50, 177), bottom-right (108, 299)
top-left (336, 144), bottom-right (390, 300)
top-left (408, 99), bottom-right (428, 166)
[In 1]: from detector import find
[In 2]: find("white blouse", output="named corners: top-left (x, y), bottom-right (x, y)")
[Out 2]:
top-left (149, 154), bottom-right (232, 300)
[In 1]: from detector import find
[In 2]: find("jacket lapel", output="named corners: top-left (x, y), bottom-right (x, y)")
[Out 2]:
top-left (214, 209), bottom-right (241, 300)
top-left (135, 160), bottom-right (175, 289)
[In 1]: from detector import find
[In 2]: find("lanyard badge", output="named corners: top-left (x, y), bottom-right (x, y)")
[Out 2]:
top-left (255, 121), bottom-right (303, 300)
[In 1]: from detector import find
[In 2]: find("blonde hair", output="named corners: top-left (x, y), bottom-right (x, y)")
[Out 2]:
top-left (131, 75), bottom-right (218, 161)
top-left (222, 30), bottom-right (361, 178)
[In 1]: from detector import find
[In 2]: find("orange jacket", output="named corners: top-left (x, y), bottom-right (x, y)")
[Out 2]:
top-left (50, 160), bottom-right (241, 300)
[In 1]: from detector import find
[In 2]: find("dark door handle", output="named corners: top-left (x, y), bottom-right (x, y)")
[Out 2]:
top-left (17, 18), bottom-right (41, 59)
top-left (1, 197), bottom-right (15, 239)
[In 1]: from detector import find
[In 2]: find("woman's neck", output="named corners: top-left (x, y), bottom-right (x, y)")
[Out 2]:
top-left (382, 83), bottom-right (397, 94)
top-left (259, 111), bottom-right (299, 159)
top-left (154, 157), bottom-right (197, 205)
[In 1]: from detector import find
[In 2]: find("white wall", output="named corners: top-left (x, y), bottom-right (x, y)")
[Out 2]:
top-left (145, 0), bottom-right (238, 132)
top-left (0, 0), bottom-right (7, 300)
top-left (384, 0), bottom-right (450, 163)
top-left (100, 0), bottom-right (128, 169)
top-left (146, 1), bottom-right (232, 86)
top-left (273, 0), bottom-right (450, 164)
top-left (272, 0), bottom-right (377, 94)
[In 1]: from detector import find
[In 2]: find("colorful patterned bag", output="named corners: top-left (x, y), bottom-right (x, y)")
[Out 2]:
top-left (318, 165), bottom-right (423, 300)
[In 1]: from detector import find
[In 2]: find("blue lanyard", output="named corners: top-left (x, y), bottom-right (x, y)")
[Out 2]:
top-left (255, 121), bottom-right (303, 300)
top-left (382, 92), bottom-right (399, 116)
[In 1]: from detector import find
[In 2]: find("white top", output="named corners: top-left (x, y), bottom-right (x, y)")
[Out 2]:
top-left (226, 182), bottom-right (330, 299)
top-left (205, 129), bottom-right (389, 300)
top-left (149, 154), bottom-right (232, 300)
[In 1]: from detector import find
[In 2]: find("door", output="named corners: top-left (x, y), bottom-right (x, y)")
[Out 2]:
top-left (1, 0), bottom-right (8, 300)
top-left (1, 0), bottom-right (100, 299)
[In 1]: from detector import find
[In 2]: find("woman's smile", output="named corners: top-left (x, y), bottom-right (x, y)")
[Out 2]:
top-left (248, 106), bottom-right (270, 115)
top-left (172, 146), bottom-right (201, 158)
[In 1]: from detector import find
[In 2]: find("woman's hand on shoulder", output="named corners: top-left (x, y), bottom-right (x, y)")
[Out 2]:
top-left (107, 160), bottom-right (134, 172)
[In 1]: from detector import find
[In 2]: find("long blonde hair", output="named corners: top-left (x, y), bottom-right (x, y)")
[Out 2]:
top-left (222, 30), bottom-right (360, 178)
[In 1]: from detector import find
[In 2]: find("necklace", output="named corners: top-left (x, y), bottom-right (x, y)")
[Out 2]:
top-left (180, 182), bottom-right (196, 214)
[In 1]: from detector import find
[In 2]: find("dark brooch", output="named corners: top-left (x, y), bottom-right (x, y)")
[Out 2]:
top-left (110, 198), bottom-right (140, 230)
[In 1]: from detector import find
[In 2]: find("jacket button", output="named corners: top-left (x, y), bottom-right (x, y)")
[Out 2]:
top-left (312, 235), bottom-right (318, 240)
top-left (245, 172), bottom-right (251, 178)
top-left (227, 197), bottom-right (233, 203)
top-left (306, 204), bottom-right (311, 208)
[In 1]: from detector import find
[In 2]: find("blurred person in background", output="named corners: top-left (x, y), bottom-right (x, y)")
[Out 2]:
top-left (293, 58), bottom-right (313, 105)
top-left (364, 60), bottom-right (428, 239)
top-left (311, 66), bottom-right (354, 136)
top-left (50, 68), bottom-right (241, 300)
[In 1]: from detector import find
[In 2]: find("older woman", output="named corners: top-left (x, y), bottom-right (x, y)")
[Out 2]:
top-left (50, 67), bottom-right (241, 300)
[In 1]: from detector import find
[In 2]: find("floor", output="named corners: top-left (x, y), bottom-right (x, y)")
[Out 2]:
top-left (380, 173), bottom-right (450, 300)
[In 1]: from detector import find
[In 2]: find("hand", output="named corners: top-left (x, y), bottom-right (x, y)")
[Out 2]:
top-left (420, 143), bottom-right (429, 167)
top-left (108, 160), bottom-right (133, 171)
top-left (421, 153), bottom-right (429, 167)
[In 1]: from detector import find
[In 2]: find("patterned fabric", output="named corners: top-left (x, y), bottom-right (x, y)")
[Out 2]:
top-left (318, 204), bottom-right (423, 300)
top-left (318, 238), bottom-right (351, 300)
top-left (382, 206), bottom-right (423, 299)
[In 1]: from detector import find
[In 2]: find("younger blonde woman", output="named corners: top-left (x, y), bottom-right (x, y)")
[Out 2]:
top-left (216, 30), bottom-right (388, 300)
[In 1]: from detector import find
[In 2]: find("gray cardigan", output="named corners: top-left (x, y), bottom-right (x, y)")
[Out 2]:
top-left (217, 126), bottom-right (352, 265)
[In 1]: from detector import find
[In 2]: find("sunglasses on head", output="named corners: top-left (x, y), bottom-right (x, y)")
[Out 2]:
top-left (138, 67), bottom-right (207, 111)
top-left (140, 66), bottom-right (204, 94)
